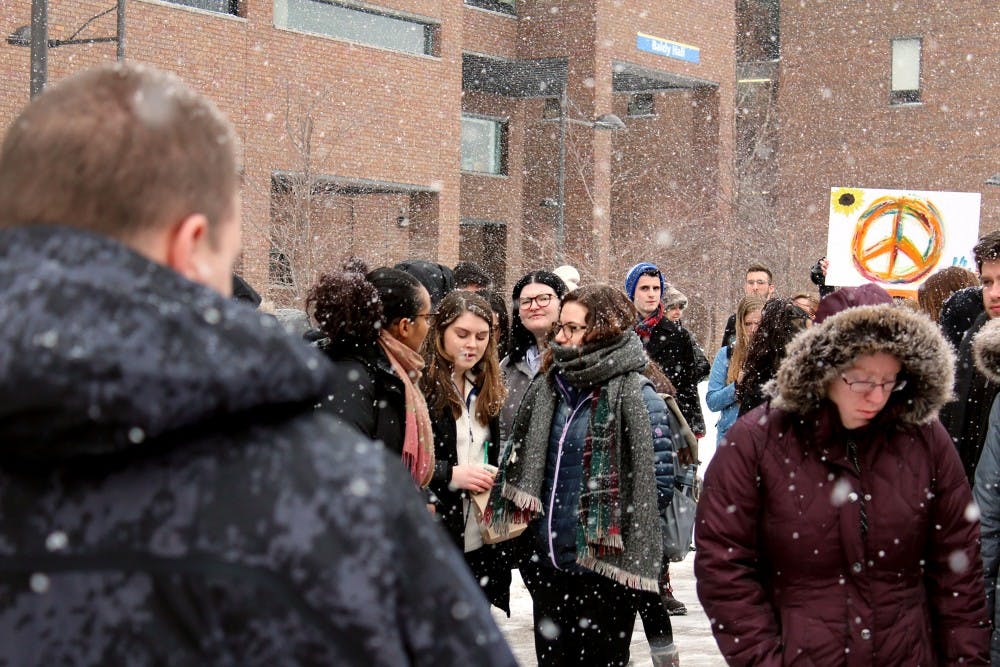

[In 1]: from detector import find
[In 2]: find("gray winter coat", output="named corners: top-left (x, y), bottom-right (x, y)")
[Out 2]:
top-left (499, 355), bottom-right (535, 442)
top-left (0, 225), bottom-right (516, 667)
top-left (971, 319), bottom-right (1000, 665)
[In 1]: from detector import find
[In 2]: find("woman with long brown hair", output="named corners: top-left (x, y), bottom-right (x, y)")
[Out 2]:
top-left (419, 290), bottom-right (512, 613)
top-left (705, 295), bottom-right (765, 443)
top-left (486, 284), bottom-right (675, 666)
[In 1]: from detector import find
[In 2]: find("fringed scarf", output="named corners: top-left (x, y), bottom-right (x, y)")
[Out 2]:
top-left (485, 332), bottom-right (662, 592)
top-left (378, 330), bottom-right (435, 487)
top-left (635, 302), bottom-right (665, 344)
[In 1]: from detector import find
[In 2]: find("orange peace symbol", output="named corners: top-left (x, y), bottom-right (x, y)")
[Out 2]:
top-left (850, 196), bottom-right (944, 284)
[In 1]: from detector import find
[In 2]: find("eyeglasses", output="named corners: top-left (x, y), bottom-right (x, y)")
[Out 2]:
top-left (412, 312), bottom-right (436, 323)
top-left (840, 375), bottom-right (907, 395)
top-left (519, 293), bottom-right (556, 309)
top-left (553, 322), bottom-right (588, 338)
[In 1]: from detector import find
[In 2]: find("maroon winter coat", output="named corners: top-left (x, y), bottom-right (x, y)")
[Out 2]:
top-left (695, 304), bottom-right (989, 666)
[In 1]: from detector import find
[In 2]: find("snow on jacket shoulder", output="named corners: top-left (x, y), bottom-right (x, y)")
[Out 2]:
top-left (695, 304), bottom-right (989, 666)
top-left (0, 225), bottom-right (516, 667)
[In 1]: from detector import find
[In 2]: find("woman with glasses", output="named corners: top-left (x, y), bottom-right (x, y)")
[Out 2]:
top-left (499, 271), bottom-right (568, 441)
top-left (695, 301), bottom-right (989, 664)
top-left (308, 267), bottom-right (436, 487)
top-left (486, 284), bottom-right (675, 666)
top-left (419, 291), bottom-right (514, 613)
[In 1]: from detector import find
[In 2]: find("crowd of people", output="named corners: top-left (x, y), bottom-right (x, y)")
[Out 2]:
top-left (1, 62), bottom-right (999, 666)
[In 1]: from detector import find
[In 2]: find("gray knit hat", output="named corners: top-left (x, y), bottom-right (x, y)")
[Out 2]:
top-left (662, 285), bottom-right (687, 309)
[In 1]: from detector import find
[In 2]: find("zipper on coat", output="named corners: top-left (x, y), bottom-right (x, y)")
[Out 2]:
top-left (546, 394), bottom-right (591, 569)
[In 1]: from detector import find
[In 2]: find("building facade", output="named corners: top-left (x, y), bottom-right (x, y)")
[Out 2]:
top-left (1, 0), bottom-right (736, 338)
top-left (769, 0), bottom-right (999, 294)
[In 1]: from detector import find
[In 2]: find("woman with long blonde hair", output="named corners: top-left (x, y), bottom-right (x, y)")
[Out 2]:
top-left (705, 295), bottom-right (765, 443)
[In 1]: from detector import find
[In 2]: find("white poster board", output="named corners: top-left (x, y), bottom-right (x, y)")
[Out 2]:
top-left (825, 187), bottom-right (982, 293)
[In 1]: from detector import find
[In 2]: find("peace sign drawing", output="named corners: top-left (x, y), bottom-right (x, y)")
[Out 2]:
top-left (850, 196), bottom-right (944, 284)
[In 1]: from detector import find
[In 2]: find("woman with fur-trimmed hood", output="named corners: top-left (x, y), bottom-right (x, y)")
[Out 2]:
top-left (695, 303), bottom-right (989, 665)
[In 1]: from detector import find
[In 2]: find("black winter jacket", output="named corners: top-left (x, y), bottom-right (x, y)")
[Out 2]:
top-left (0, 226), bottom-right (516, 667)
top-left (941, 312), bottom-right (1000, 484)
top-left (644, 319), bottom-right (710, 435)
top-left (319, 341), bottom-right (407, 455)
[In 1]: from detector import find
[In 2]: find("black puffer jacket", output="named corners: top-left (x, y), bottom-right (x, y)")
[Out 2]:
top-left (645, 318), bottom-right (710, 436)
top-left (0, 226), bottom-right (516, 667)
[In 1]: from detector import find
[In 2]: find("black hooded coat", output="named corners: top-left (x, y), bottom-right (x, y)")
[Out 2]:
top-left (0, 226), bottom-right (516, 666)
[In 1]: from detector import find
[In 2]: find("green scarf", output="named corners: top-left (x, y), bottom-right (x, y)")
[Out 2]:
top-left (486, 332), bottom-right (662, 592)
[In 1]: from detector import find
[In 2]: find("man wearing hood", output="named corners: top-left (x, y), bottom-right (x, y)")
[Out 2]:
top-left (0, 63), bottom-right (515, 666)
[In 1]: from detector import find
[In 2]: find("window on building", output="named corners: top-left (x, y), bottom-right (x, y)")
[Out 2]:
top-left (269, 247), bottom-right (294, 287)
top-left (628, 93), bottom-right (655, 117)
top-left (542, 97), bottom-right (561, 119)
top-left (165, 0), bottom-right (240, 14)
top-left (275, 0), bottom-right (437, 56)
top-left (461, 115), bottom-right (507, 175)
top-left (464, 0), bottom-right (516, 15)
top-left (890, 38), bottom-right (921, 104)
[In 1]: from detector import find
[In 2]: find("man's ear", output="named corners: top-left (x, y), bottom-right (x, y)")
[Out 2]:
top-left (165, 213), bottom-right (211, 285)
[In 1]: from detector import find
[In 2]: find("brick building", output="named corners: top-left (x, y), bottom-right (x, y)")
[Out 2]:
top-left (1, 0), bottom-right (736, 339)
top-left (757, 0), bottom-right (999, 294)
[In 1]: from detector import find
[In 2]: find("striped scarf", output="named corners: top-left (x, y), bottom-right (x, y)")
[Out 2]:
top-left (486, 332), bottom-right (662, 591)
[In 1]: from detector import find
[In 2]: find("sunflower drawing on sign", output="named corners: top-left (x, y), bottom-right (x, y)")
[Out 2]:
top-left (849, 196), bottom-right (944, 284)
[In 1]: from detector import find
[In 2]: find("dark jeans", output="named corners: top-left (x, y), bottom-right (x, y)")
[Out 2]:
top-left (637, 560), bottom-right (674, 645)
top-left (521, 558), bottom-right (639, 667)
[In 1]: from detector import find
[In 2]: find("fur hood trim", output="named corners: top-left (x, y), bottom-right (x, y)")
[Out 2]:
top-left (973, 318), bottom-right (1000, 383)
top-left (769, 304), bottom-right (954, 424)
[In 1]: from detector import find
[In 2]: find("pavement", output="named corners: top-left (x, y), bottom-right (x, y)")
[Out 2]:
top-left (492, 555), bottom-right (723, 666)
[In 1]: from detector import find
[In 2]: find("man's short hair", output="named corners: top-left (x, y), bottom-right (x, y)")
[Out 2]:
top-left (745, 263), bottom-right (773, 283)
top-left (453, 261), bottom-right (492, 289)
top-left (0, 62), bottom-right (240, 243)
top-left (973, 231), bottom-right (1000, 273)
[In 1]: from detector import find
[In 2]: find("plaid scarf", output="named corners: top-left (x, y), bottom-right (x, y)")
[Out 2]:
top-left (486, 332), bottom-right (662, 591)
top-left (635, 302), bottom-right (665, 344)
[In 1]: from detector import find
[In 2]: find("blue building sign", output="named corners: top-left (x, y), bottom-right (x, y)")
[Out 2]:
top-left (636, 33), bottom-right (700, 64)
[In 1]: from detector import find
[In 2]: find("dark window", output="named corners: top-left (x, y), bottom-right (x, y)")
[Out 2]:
top-left (165, 0), bottom-right (240, 14)
top-left (276, 0), bottom-right (437, 56)
top-left (269, 247), bottom-right (293, 287)
top-left (542, 97), bottom-right (561, 119)
top-left (464, 0), bottom-right (516, 16)
top-left (890, 38), bottom-right (921, 105)
top-left (461, 115), bottom-right (507, 175)
top-left (628, 93), bottom-right (655, 117)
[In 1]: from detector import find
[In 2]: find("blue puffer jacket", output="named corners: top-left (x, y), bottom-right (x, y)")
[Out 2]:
top-left (535, 373), bottom-right (676, 570)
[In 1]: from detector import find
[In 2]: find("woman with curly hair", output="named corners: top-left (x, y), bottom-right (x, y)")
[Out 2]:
top-left (419, 290), bottom-right (512, 612)
top-left (307, 267), bottom-right (435, 487)
top-left (736, 297), bottom-right (812, 416)
top-left (486, 284), bottom-right (675, 666)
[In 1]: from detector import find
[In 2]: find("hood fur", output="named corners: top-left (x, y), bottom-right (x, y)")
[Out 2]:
top-left (973, 318), bottom-right (1000, 383)
top-left (769, 304), bottom-right (954, 424)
